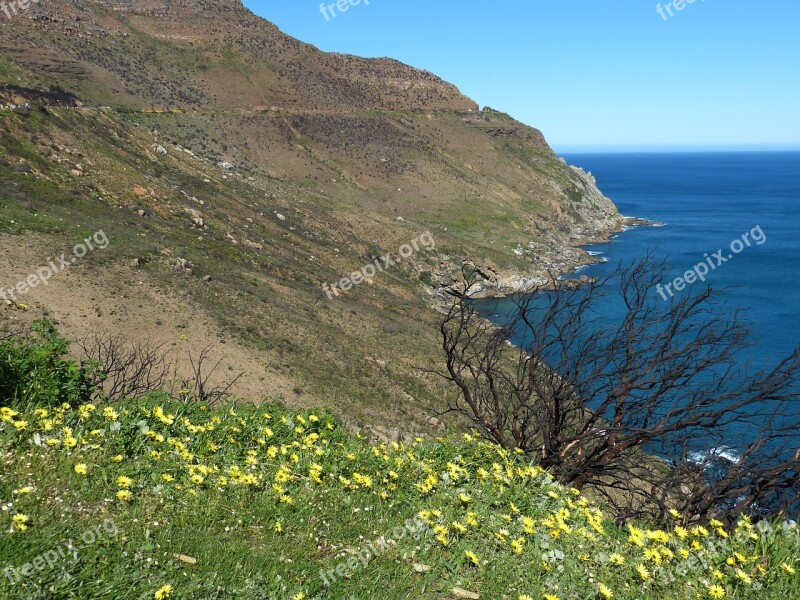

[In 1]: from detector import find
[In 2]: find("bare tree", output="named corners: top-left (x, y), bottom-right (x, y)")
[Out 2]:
top-left (79, 335), bottom-right (241, 406)
top-left (177, 344), bottom-right (242, 406)
top-left (433, 257), bottom-right (800, 523)
top-left (79, 333), bottom-right (171, 400)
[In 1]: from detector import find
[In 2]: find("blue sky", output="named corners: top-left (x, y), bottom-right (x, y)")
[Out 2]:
top-left (242, 1), bottom-right (800, 152)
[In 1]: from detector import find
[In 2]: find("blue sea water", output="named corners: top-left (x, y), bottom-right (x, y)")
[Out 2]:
top-left (475, 152), bottom-right (800, 458)
top-left (558, 152), bottom-right (800, 370)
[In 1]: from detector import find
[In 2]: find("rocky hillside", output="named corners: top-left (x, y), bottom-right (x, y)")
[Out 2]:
top-left (0, 0), bottom-right (620, 434)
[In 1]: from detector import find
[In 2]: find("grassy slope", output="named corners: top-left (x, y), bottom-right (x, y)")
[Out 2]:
top-left (1, 0), bottom-right (618, 273)
top-left (0, 39), bottom-right (616, 432)
top-left (0, 104), bottom-right (458, 433)
top-left (1, 395), bottom-right (799, 600)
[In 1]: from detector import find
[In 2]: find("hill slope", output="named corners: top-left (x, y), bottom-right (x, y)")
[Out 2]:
top-left (0, 0), bottom-right (620, 433)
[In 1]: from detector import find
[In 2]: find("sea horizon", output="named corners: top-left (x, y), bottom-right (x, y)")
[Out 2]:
top-left (555, 147), bottom-right (800, 154)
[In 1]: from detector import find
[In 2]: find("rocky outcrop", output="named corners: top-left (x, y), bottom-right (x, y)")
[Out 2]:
top-left (567, 165), bottom-right (621, 237)
top-left (440, 165), bottom-right (624, 299)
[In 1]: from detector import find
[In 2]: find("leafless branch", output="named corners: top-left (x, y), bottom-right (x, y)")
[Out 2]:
top-left (435, 256), bottom-right (800, 523)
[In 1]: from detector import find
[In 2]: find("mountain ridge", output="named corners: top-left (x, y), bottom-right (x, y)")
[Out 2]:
top-left (3, 0), bottom-right (478, 112)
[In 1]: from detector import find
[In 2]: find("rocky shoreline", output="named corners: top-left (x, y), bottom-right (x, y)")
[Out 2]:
top-left (432, 165), bottom-right (661, 301)
top-left (460, 216), bottom-right (662, 299)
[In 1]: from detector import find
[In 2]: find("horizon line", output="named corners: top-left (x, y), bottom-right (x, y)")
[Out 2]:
top-left (555, 145), bottom-right (800, 154)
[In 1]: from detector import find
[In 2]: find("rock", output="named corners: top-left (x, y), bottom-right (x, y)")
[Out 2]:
top-left (173, 258), bottom-right (194, 275)
top-left (203, 275), bottom-right (212, 282)
top-left (437, 274), bottom-right (455, 287)
top-left (242, 239), bottom-right (263, 250)
top-left (173, 554), bottom-right (196, 565)
top-left (369, 358), bottom-right (386, 369)
top-left (154, 144), bottom-right (167, 156)
top-left (184, 207), bottom-right (205, 228)
top-left (137, 209), bottom-right (146, 217)
top-left (427, 417), bottom-right (439, 428)
top-left (218, 161), bottom-right (234, 171)
top-left (130, 258), bottom-right (141, 268)
top-left (365, 357), bottom-right (387, 370)
top-left (452, 588), bottom-right (480, 599)
top-left (276, 213), bottom-right (286, 221)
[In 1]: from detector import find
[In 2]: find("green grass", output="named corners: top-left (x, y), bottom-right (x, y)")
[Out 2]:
top-left (1, 386), bottom-right (799, 598)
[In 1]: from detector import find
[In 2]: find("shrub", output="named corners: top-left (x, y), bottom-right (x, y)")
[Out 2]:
top-left (0, 320), bottom-right (96, 408)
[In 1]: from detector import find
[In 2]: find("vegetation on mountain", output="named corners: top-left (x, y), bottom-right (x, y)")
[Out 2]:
top-left (1, 0), bottom-right (618, 434)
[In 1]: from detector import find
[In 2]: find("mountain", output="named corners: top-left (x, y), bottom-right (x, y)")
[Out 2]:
top-left (0, 0), bottom-right (620, 435)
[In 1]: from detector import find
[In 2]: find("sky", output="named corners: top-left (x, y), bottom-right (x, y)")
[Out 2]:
top-left (242, 0), bottom-right (800, 152)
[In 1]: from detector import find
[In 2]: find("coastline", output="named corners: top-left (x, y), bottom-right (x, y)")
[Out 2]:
top-left (444, 160), bottom-right (663, 300)
top-left (458, 215), bottom-right (662, 300)
top-left (425, 160), bottom-right (661, 304)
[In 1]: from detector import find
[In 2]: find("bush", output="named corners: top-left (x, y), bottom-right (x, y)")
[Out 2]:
top-left (0, 320), bottom-right (96, 409)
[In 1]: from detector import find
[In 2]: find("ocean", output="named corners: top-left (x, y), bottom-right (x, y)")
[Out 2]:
top-left (560, 151), bottom-right (800, 369)
top-left (475, 151), bottom-right (800, 459)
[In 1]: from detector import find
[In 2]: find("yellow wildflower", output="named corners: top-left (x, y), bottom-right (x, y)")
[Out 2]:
top-left (154, 584), bottom-right (173, 599)
top-left (735, 569), bottom-right (752, 585)
top-left (464, 550), bottom-right (480, 566)
top-left (708, 585), bottom-right (725, 599)
top-left (609, 553), bottom-right (625, 566)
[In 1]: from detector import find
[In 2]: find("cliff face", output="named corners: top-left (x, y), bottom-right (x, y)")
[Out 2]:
top-left (453, 161), bottom-right (621, 297)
